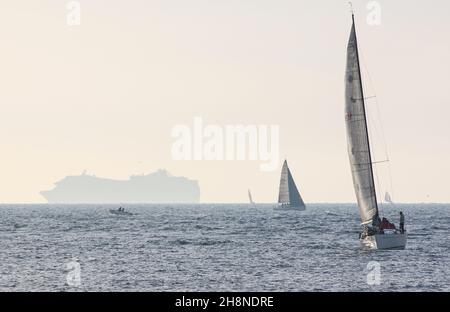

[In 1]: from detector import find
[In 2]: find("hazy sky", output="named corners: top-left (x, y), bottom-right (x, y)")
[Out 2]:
top-left (0, 0), bottom-right (449, 203)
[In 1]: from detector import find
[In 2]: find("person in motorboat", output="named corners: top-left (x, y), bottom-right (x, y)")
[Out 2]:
top-left (399, 211), bottom-right (405, 234)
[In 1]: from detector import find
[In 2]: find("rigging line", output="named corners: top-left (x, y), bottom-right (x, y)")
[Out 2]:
top-left (360, 76), bottom-right (383, 203)
top-left (359, 45), bottom-right (396, 203)
top-left (367, 100), bottom-right (383, 197)
top-left (356, 38), bottom-right (386, 217)
top-left (359, 53), bottom-right (389, 160)
top-left (367, 100), bottom-right (385, 214)
top-left (373, 159), bottom-right (384, 212)
top-left (367, 104), bottom-right (384, 161)
top-left (364, 101), bottom-right (385, 212)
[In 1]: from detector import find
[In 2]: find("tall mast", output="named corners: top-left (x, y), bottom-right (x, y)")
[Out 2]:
top-left (351, 13), bottom-right (380, 221)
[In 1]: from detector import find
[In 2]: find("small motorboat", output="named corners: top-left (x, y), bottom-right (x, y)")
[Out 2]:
top-left (109, 207), bottom-right (133, 216)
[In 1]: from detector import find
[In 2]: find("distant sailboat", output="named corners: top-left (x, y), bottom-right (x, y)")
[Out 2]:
top-left (275, 160), bottom-right (306, 211)
top-left (248, 189), bottom-right (255, 205)
top-left (385, 192), bottom-right (393, 204)
top-left (345, 11), bottom-right (406, 249)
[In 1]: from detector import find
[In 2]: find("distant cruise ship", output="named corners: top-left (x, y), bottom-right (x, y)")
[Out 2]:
top-left (40, 169), bottom-right (200, 204)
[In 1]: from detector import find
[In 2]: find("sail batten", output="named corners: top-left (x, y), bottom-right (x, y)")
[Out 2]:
top-left (345, 16), bottom-right (379, 225)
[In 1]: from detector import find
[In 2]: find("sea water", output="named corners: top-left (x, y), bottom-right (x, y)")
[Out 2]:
top-left (0, 204), bottom-right (448, 291)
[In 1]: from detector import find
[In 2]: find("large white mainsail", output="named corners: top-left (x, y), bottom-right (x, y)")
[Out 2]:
top-left (345, 15), bottom-right (380, 226)
top-left (278, 160), bottom-right (305, 208)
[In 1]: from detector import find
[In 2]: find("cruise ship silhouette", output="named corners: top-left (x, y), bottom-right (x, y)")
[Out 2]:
top-left (40, 169), bottom-right (200, 204)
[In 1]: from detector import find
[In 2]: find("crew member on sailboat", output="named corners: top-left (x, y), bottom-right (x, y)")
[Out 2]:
top-left (399, 212), bottom-right (405, 234)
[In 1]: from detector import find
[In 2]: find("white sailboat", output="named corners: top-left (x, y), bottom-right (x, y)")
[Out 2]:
top-left (385, 192), bottom-right (393, 204)
top-left (248, 189), bottom-right (255, 205)
top-left (345, 12), bottom-right (406, 250)
top-left (275, 160), bottom-right (306, 211)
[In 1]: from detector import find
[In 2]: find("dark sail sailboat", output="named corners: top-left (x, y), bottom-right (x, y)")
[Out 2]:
top-left (345, 11), bottom-right (406, 249)
top-left (275, 160), bottom-right (306, 211)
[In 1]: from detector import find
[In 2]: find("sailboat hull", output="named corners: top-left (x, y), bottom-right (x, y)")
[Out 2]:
top-left (274, 204), bottom-right (306, 211)
top-left (361, 232), bottom-right (407, 250)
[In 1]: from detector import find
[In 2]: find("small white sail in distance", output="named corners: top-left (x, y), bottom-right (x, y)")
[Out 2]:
top-left (384, 192), bottom-right (393, 204)
top-left (248, 189), bottom-right (255, 204)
